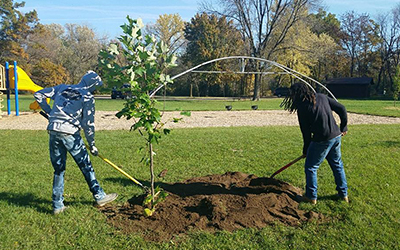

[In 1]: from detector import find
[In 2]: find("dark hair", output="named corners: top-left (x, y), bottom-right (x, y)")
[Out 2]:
top-left (280, 83), bottom-right (316, 113)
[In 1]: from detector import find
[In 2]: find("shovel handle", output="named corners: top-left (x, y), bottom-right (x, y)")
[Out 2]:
top-left (270, 155), bottom-right (305, 179)
top-left (96, 152), bottom-right (146, 189)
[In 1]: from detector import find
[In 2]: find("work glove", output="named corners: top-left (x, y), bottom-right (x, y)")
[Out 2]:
top-left (90, 146), bottom-right (99, 156)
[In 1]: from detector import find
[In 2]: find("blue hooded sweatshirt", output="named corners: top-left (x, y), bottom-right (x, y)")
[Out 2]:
top-left (34, 71), bottom-right (103, 147)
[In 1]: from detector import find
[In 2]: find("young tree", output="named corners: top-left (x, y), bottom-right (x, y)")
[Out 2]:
top-left (99, 17), bottom-right (185, 215)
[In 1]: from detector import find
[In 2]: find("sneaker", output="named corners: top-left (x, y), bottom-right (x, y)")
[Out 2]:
top-left (296, 195), bottom-right (317, 205)
top-left (53, 206), bottom-right (68, 215)
top-left (342, 196), bottom-right (349, 203)
top-left (96, 193), bottom-right (118, 207)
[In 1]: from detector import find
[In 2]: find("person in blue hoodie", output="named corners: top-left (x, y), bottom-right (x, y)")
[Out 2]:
top-left (34, 71), bottom-right (118, 215)
top-left (281, 82), bottom-right (348, 205)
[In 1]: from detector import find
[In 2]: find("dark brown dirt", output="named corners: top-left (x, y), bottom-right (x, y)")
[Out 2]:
top-left (100, 172), bottom-right (324, 242)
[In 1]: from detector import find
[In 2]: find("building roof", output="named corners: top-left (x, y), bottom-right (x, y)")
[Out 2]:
top-left (326, 77), bottom-right (374, 85)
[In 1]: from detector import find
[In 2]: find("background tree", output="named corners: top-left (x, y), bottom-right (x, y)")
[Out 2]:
top-left (309, 9), bottom-right (342, 43)
top-left (24, 23), bottom-right (105, 86)
top-left (61, 24), bottom-right (107, 83)
top-left (274, 13), bottom-right (338, 87)
top-left (376, 4), bottom-right (400, 95)
top-left (145, 14), bottom-right (187, 97)
top-left (182, 13), bottom-right (244, 96)
top-left (202, 0), bottom-right (318, 100)
top-left (146, 14), bottom-right (186, 55)
top-left (340, 11), bottom-right (378, 77)
top-left (0, 0), bottom-right (39, 68)
top-left (25, 24), bottom-right (69, 86)
top-left (393, 64), bottom-right (400, 106)
top-left (308, 9), bottom-right (348, 81)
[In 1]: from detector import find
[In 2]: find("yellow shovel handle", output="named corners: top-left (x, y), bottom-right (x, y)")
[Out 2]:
top-left (97, 153), bottom-right (144, 188)
top-left (84, 143), bottom-right (146, 189)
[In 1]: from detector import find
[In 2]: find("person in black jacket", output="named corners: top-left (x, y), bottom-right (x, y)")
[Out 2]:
top-left (281, 83), bottom-right (349, 204)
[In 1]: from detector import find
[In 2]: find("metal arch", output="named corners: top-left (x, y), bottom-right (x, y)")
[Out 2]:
top-left (150, 56), bottom-right (337, 101)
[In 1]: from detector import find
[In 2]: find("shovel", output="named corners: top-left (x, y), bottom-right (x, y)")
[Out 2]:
top-left (270, 155), bottom-right (306, 179)
top-left (39, 111), bottom-right (149, 192)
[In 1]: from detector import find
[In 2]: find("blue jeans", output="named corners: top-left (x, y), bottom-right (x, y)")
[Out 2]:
top-left (49, 131), bottom-right (105, 210)
top-left (304, 135), bottom-right (348, 200)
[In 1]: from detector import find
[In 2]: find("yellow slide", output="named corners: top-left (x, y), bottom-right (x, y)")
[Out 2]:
top-left (8, 65), bottom-right (45, 111)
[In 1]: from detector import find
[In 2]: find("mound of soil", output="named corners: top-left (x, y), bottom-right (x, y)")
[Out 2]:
top-left (100, 172), bottom-right (324, 242)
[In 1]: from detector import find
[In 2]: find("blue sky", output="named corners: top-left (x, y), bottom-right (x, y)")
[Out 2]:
top-left (21, 0), bottom-right (400, 38)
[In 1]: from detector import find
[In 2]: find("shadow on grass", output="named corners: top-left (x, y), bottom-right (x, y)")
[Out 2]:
top-left (0, 192), bottom-right (50, 213)
top-left (374, 141), bottom-right (400, 147)
top-left (104, 177), bottom-right (149, 188)
top-left (0, 192), bottom-right (93, 214)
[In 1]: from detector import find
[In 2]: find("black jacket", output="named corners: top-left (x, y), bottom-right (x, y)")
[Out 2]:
top-left (297, 93), bottom-right (348, 154)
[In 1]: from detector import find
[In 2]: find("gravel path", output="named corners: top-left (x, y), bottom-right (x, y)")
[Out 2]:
top-left (1, 110), bottom-right (400, 131)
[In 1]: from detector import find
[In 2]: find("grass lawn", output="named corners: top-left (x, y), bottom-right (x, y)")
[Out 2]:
top-left (1, 125), bottom-right (400, 249)
top-left (5, 94), bottom-right (400, 117)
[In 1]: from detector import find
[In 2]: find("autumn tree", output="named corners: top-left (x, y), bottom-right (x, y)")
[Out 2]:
top-left (202, 0), bottom-right (318, 100)
top-left (307, 10), bottom-right (347, 81)
top-left (60, 24), bottom-right (107, 83)
top-left (340, 11), bottom-right (379, 77)
top-left (182, 13), bottom-right (244, 96)
top-left (25, 23), bottom-right (106, 85)
top-left (0, 0), bottom-right (39, 67)
top-left (146, 14), bottom-right (186, 55)
top-left (274, 13), bottom-right (338, 86)
top-left (25, 24), bottom-right (69, 86)
top-left (309, 8), bottom-right (341, 43)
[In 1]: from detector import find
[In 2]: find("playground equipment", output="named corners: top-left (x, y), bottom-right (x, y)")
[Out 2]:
top-left (8, 65), bottom-right (44, 111)
top-left (0, 65), bottom-right (5, 118)
top-left (1, 61), bottom-right (45, 116)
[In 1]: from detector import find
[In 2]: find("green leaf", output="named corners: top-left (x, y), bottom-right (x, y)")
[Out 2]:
top-left (180, 111), bottom-right (191, 117)
top-left (115, 111), bottom-right (124, 119)
top-left (173, 118), bottom-right (182, 123)
top-left (163, 129), bottom-right (171, 135)
top-left (143, 195), bottom-right (152, 205)
top-left (135, 67), bottom-right (145, 76)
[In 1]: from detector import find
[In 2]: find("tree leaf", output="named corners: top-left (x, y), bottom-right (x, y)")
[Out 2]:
top-left (180, 111), bottom-right (191, 117)
top-left (143, 208), bottom-right (154, 217)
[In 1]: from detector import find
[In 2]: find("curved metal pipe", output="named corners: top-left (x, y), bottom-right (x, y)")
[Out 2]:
top-left (150, 56), bottom-right (337, 101)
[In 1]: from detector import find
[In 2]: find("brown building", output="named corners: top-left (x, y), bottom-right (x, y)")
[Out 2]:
top-left (325, 77), bottom-right (373, 98)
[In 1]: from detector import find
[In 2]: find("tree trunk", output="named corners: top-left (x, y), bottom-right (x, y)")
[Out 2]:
top-left (253, 73), bottom-right (261, 100)
top-left (149, 142), bottom-right (155, 204)
top-left (252, 60), bottom-right (261, 101)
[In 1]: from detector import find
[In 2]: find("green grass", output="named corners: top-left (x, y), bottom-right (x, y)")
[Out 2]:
top-left (5, 94), bottom-right (400, 117)
top-left (1, 125), bottom-right (400, 249)
top-left (340, 99), bottom-right (400, 117)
